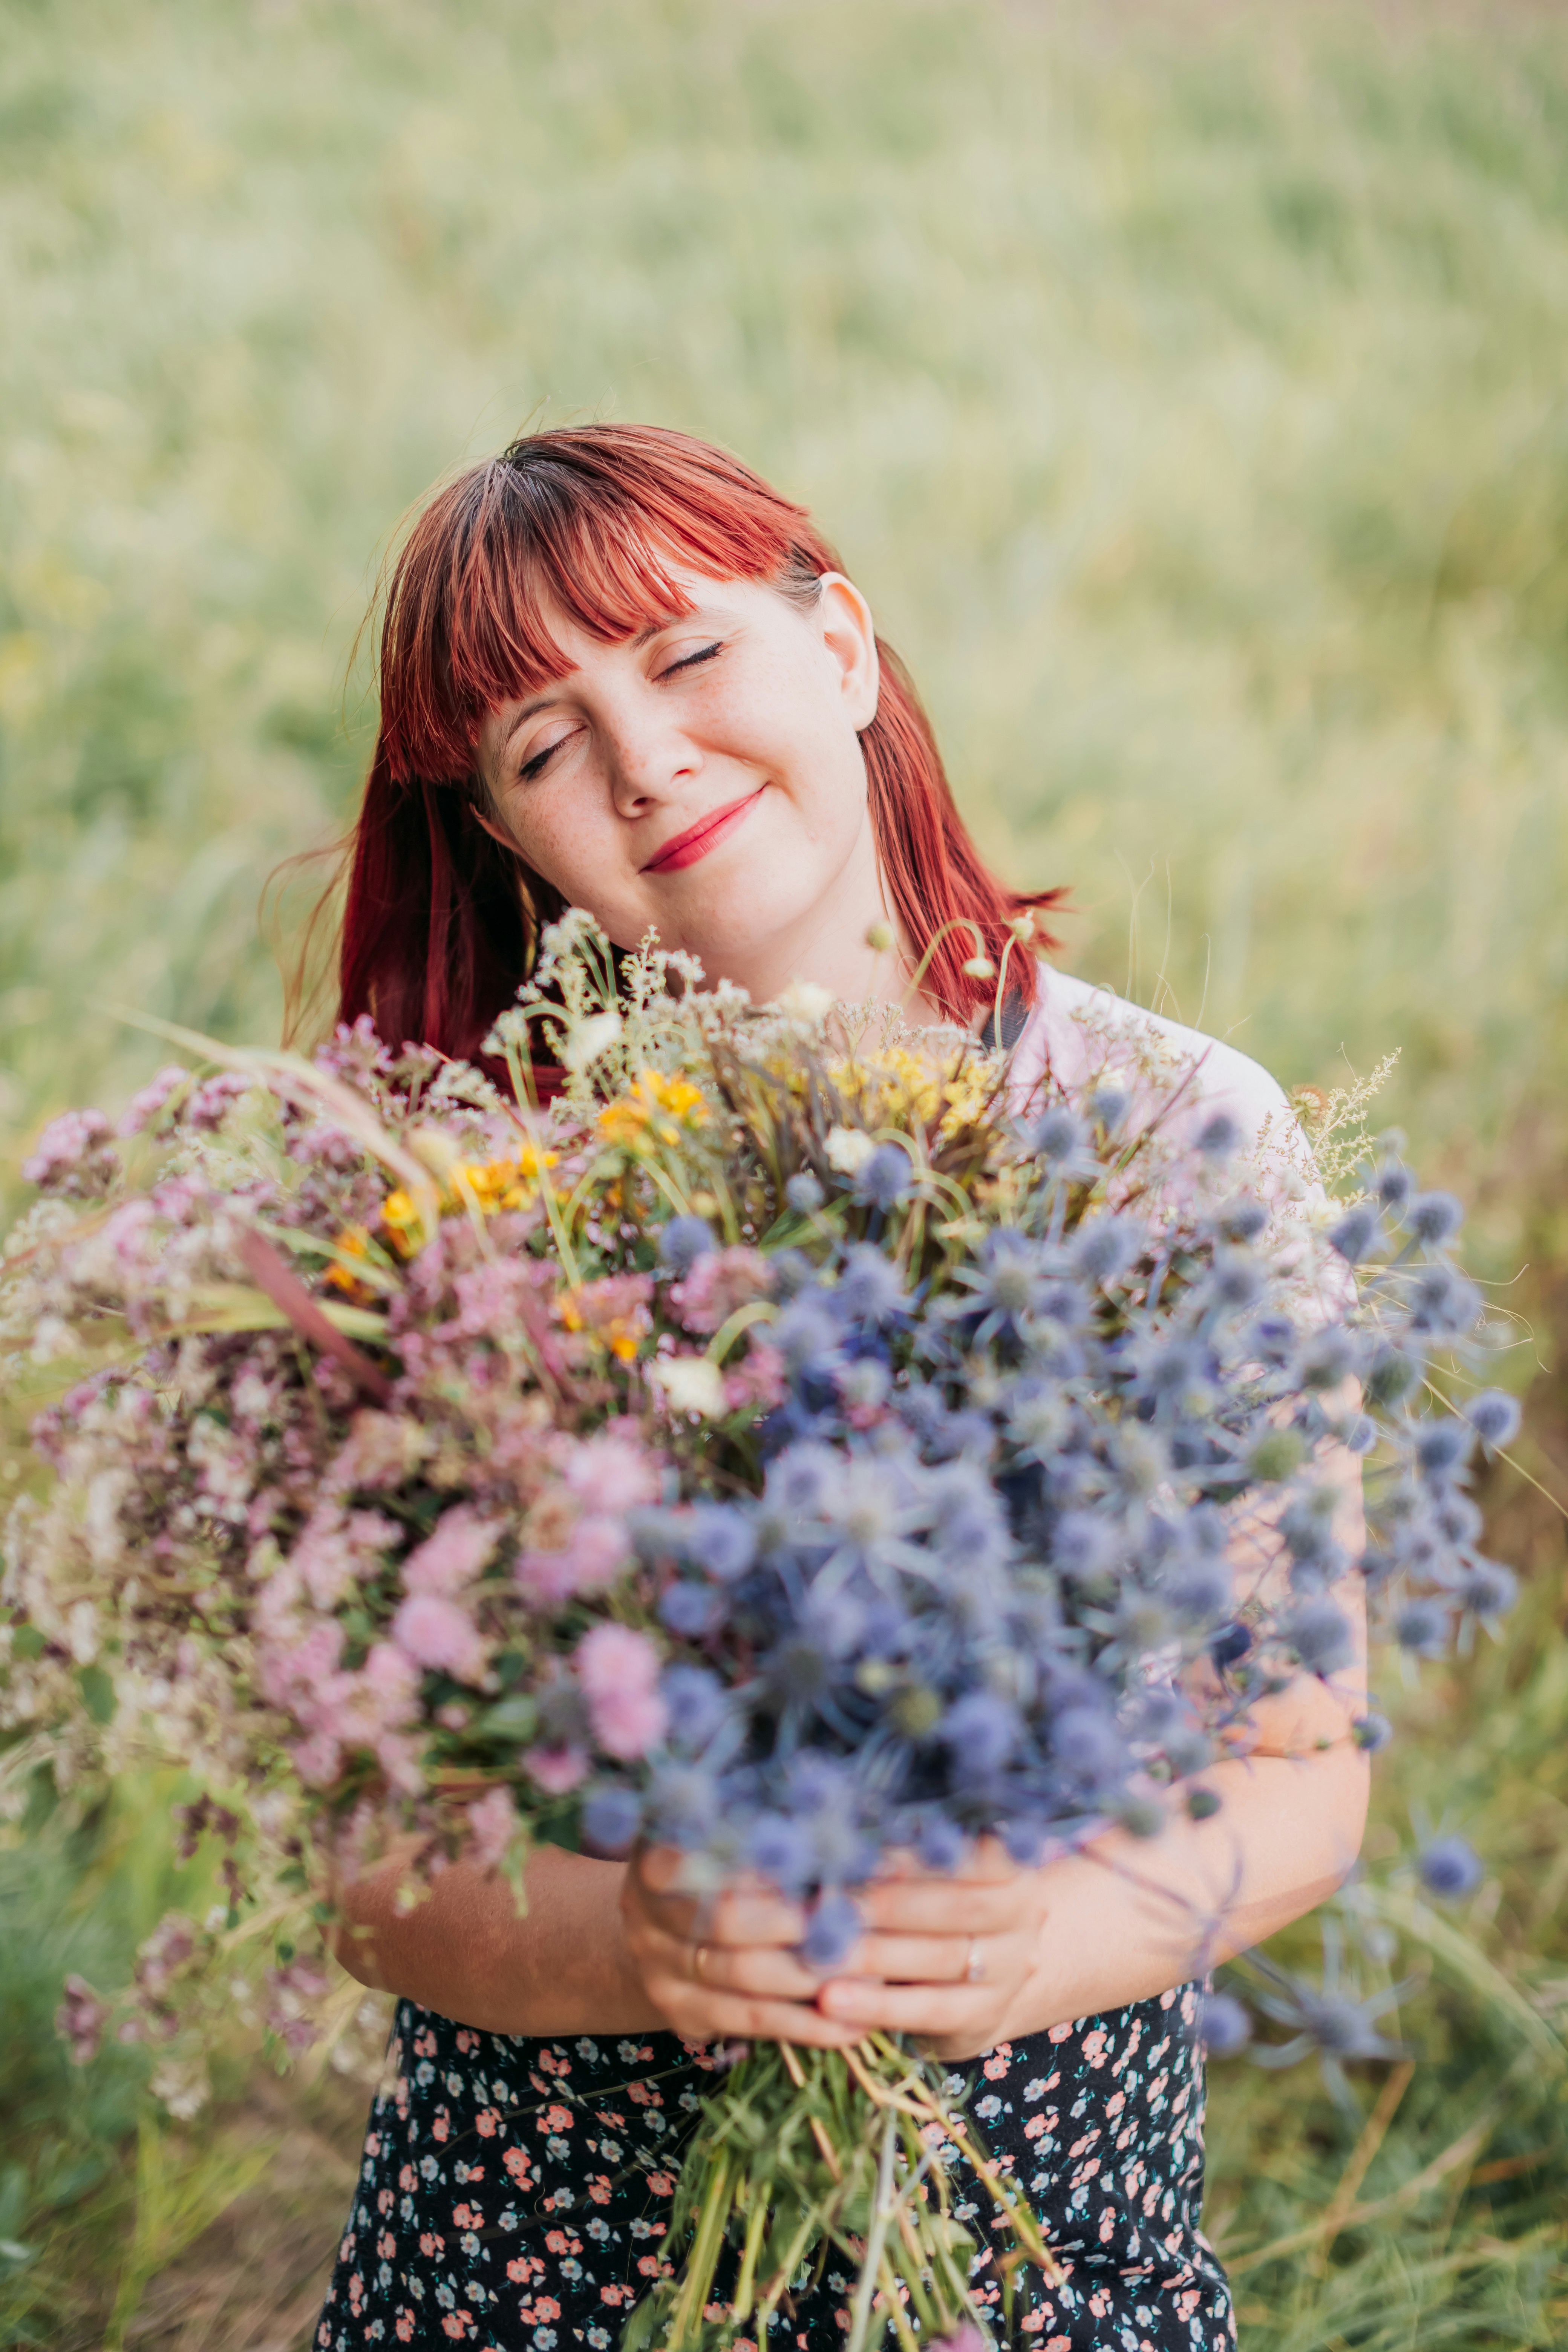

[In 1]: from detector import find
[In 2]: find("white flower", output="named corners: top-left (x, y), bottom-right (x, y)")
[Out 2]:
top-left (650, 1355), bottom-right (726, 1418)
top-left (775, 979), bottom-right (834, 1027)
top-left (826, 1126), bottom-right (877, 1176)
top-left (562, 1010), bottom-right (624, 1072)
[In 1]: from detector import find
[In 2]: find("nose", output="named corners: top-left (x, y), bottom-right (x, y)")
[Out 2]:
top-left (602, 701), bottom-right (701, 821)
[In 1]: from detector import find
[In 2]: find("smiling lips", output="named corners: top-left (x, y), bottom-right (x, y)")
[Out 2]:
top-left (641, 788), bottom-right (766, 875)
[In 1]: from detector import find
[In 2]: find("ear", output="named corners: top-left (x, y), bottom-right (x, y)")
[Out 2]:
top-left (816, 573), bottom-right (881, 733)
top-left (471, 803), bottom-right (519, 856)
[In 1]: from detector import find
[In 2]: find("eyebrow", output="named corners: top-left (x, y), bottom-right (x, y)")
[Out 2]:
top-left (499, 607), bottom-right (724, 749)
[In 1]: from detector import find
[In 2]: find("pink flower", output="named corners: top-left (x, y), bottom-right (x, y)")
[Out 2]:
top-left (669, 1245), bottom-right (770, 1335)
top-left (516, 1514), bottom-right (629, 1606)
top-left (402, 1507), bottom-right (501, 1597)
top-left (723, 1341), bottom-right (787, 1415)
top-left (118, 1064), bottom-right (188, 1136)
top-left (466, 1787), bottom-right (517, 1872)
top-left (524, 1744), bottom-right (590, 1794)
top-left (392, 1593), bottom-right (487, 1685)
top-left (563, 1426), bottom-right (659, 1514)
top-left (294, 1730), bottom-right (343, 1786)
top-left (575, 1623), bottom-right (668, 1760)
top-left (56, 1974), bottom-right (107, 2065)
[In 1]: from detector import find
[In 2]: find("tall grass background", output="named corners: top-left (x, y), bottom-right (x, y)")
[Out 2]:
top-left (2, 0), bottom-right (1566, 2342)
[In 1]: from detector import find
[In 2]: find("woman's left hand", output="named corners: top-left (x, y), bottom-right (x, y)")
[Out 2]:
top-left (815, 1838), bottom-right (1051, 2061)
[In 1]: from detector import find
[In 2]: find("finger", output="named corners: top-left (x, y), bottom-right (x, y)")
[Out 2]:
top-left (706, 1884), bottom-right (810, 1948)
top-left (814, 1977), bottom-right (999, 2035)
top-left (874, 1836), bottom-right (1020, 1885)
top-left (681, 1940), bottom-right (836, 2003)
top-left (855, 1876), bottom-right (1032, 1937)
top-left (652, 1987), bottom-right (870, 2049)
top-left (836, 1931), bottom-right (1010, 1985)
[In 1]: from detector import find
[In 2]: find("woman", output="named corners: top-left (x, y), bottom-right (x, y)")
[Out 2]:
top-left (317, 424), bottom-right (1368, 2350)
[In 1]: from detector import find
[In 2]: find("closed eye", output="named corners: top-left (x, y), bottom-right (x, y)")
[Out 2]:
top-left (659, 640), bottom-right (723, 681)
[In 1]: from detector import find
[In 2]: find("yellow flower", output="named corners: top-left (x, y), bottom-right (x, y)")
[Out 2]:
top-left (453, 1145), bottom-right (558, 1212)
top-left (599, 1068), bottom-right (709, 1149)
top-left (379, 1190), bottom-right (423, 1257)
top-left (323, 1225), bottom-right (373, 1298)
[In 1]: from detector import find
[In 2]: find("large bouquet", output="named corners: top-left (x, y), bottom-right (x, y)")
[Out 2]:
top-left (1, 915), bottom-right (1517, 2349)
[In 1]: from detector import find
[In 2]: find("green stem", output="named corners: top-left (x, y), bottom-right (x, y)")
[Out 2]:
top-left (845, 2109), bottom-right (899, 2352)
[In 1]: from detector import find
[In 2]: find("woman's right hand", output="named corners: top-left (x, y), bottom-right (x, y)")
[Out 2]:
top-left (620, 1846), bottom-right (868, 2048)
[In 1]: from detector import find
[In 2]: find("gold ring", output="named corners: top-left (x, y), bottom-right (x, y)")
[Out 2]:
top-left (692, 1942), bottom-right (710, 1985)
top-left (965, 1938), bottom-right (985, 1986)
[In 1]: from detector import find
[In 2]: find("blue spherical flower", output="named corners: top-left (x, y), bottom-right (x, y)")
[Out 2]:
top-left (1195, 1111), bottom-right (1242, 1161)
top-left (1219, 1199), bottom-right (1270, 1245)
top-left (1051, 1705), bottom-right (1126, 1787)
top-left (1415, 1418), bottom-right (1472, 1481)
top-left (773, 1295), bottom-right (842, 1378)
top-left (689, 1502), bottom-right (758, 1582)
top-left (916, 1816), bottom-right (970, 1873)
top-left (1407, 1263), bottom-right (1481, 1337)
top-left (941, 1690), bottom-right (1020, 1776)
top-left (1351, 1710), bottom-right (1393, 1753)
top-left (1193, 1991), bottom-right (1251, 2058)
top-left (661, 1666), bottom-right (729, 1748)
top-left (1394, 1597), bottom-right (1449, 1657)
top-left (660, 1580), bottom-right (726, 1638)
top-left (856, 1141), bottom-right (914, 1211)
top-left (1328, 1205), bottom-right (1381, 1265)
top-left (1165, 1558), bottom-right (1233, 1626)
top-left (801, 1891), bottom-right (862, 1971)
top-left (1209, 1620), bottom-right (1253, 1671)
top-left (1418, 1834), bottom-right (1482, 1902)
top-left (1458, 1559), bottom-right (1517, 1621)
top-left (1032, 1107), bottom-right (1089, 1167)
top-left (1405, 1190), bottom-right (1464, 1248)
top-left (1283, 1598), bottom-right (1354, 1677)
top-left (660, 1214), bottom-right (714, 1272)
top-left (1375, 1159), bottom-right (1414, 1211)
top-left (1073, 1216), bottom-right (1141, 1288)
top-left (582, 1785), bottom-right (643, 1856)
top-left (785, 1170), bottom-right (825, 1214)
top-left (646, 1762), bottom-right (723, 1846)
top-left (745, 1812), bottom-right (816, 1894)
top-left (1465, 1389), bottom-right (1521, 1451)
top-left (1089, 1086), bottom-right (1130, 1130)
top-left (835, 1244), bottom-right (907, 1329)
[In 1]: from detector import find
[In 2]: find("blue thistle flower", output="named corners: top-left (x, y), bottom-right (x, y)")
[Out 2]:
top-left (1375, 1159), bottom-right (1414, 1211)
top-left (1195, 1111), bottom-right (1242, 1161)
top-left (1465, 1389), bottom-right (1521, 1451)
top-left (1089, 1086), bottom-right (1129, 1130)
top-left (1407, 1263), bottom-right (1481, 1336)
top-left (1282, 1598), bottom-right (1354, 1677)
top-left (856, 1141), bottom-right (914, 1211)
top-left (660, 1214), bottom-right (714, 1272)
top-left (1073, 1216), bottom-right (1141, 1288)
top-left (661, 1666), bottom-right (729, 1748)
top-left (746, 1812), bottom-right (816, 1893)
top-left (785, 1170), bottom-right (825, 1213)
top-left (1193, 1991), bottom-right (1251, 2058)
top-left (835, 1245), bottom-right (907, 1329)
top-left (1352, 1710), bottom-right (1393, 1753)
top-left (1404, 1190), bottom-right (1464, 1247)
top-left (660, 1580), bottom-right (726, 1638)
top-left (1418, 1834), bottom-right (1482, 1901)
top-left (1050, 1705), bottom-right (1127, 1788)
top-left (940, 1691), bottom-right (1021, 1776)
top-left (689, 1503), bottom-right (757, 1582)
top-left (1328, 1205), bottom-right (1382, 1265)
top-left (582, 1785), bottom-right (643, 1856)
top-left (1218, 1199), bottom-right (1270, 1244)
top-left (1394, 1597), bottom-right (1449, 1656)
top-left (800, 1892), bottom-right (862, 1972)
top-left (1415, 1419), bottom-right (1472, 1482)
top-left (1165, 1558), bottom-right (1233, 1627)
top-left (1458, 1559), bottom-right (1516, 1621)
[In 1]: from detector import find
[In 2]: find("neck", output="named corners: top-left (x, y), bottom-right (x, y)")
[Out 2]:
top-left (695, 811), bottom-right (954, 1031)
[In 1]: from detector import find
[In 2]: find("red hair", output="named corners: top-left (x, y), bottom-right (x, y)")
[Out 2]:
top-left (337, 423), bottom-right (1061, 1064)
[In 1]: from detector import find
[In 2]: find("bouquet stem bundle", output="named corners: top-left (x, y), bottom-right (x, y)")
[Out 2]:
top-left (634, 2034), bottom-right (1060, 2352)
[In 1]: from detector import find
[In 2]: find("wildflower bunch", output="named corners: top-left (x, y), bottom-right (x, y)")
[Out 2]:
top-left (0, 914), bottom-right (1517, 2349)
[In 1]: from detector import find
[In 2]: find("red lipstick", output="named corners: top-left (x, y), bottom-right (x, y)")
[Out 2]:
top-left (642, 788), bottom-right (765, 875)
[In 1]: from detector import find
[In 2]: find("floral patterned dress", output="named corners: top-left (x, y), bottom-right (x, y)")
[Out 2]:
top-left (317, 1989), bottom-right (1233, 2351)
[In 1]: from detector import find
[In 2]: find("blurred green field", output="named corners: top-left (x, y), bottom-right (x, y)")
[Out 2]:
top-left (3, 1), bottom-right (1567, 2344)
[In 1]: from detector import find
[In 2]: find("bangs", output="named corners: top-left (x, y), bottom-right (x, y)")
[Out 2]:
top-left (377, 427), bottom-right (817, 790)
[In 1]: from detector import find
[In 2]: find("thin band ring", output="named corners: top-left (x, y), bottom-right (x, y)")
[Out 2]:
top-left (692, 1942), bottom-right (711, 1985)
top-left (965, 1937), bottom-right (986, 1986)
